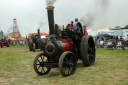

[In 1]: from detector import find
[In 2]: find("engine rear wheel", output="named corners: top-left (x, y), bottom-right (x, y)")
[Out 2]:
top-left (59, 51), bottom-right (77, 77)
top-left (6, 43), bottom-right (9, 47)
top-left (33, 53), bottom-right (51, 75)
top-left (33, 43), bottom-right (36, 52)
top-left (29, 39), bottom-right (33, 51)
top-left (80, 35), bottom-right (95, 66)
top-left (1, 42), bottom-right (3, 48)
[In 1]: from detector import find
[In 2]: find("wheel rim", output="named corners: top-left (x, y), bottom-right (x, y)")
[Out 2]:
top-left (63, 54), bottom-right (74, 75)
top-left (33, 53), bottom-right (51, 75)
top-left (59, 52), bottom-right (77, 77)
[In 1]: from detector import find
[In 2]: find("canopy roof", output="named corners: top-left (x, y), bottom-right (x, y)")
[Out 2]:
top-left (97, 29), bottom-right (127, 37)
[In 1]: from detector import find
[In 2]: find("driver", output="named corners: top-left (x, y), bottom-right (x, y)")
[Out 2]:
top-left (75, 18), bottom-right (82, 32)
top-left (66, 21), bottom-right (74, 30)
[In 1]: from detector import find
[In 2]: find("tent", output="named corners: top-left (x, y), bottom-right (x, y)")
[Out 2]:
top-left (97, 29), bottom-right (128, 40)
top-left (6, 37), bottom-right (17, 40)
top-left (87, 30), bottom-right (97, 37)
top-left (97, 30), bottom-right (127, 36)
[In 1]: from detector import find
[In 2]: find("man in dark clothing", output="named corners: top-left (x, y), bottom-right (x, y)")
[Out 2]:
top-left (122, 39), bottom-right (128, 51)
top-left (100, 36), bottom-right (104, 41)
top-left (115, 35), bottom-right (119, 44)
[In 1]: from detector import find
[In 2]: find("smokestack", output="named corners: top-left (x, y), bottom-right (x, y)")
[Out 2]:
top-left (46, 6), bottom-right (55, 35)
top-left (37, 29), bottom-right (40, 38)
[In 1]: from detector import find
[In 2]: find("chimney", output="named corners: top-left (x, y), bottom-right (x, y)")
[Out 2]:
top-left (37, 29), bottom-right (40, 38)
top-left (46, 6), bottom-right (55, 35)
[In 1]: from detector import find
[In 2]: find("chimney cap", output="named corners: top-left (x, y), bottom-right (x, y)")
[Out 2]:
top-left (46, 6), bottom-right (55, 10)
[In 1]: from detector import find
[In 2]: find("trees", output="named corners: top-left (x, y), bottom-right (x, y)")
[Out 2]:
top-left (115, 26), bottom-right (121, 28)
top-left (125, 24), bottom-right (128, 28)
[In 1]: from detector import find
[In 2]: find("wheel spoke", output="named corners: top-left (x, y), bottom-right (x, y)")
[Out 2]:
top-left (64, 57), bottom-right (68, 62)
top-left (70, 56), bottom-right (72, 62)
top-left (40, 56), bottom-right (44, 61)
top-left (46, 59), bottom-right (48, 62)
top-left (68, 68), bottom-right (70, 74)
top-left (64, 67), bottom-right (67, 73)
top-left (89, 54), bottom-right (93, 63)
top-left (42, 67), bottom-right (45, 73)
top-left (41, 67), bottom-right (43, 73)
top-left (37, 59), bottom-right (40, 63)
top-left (68, 67), bottom-right (72, 73)
top-left (37, 66), bottom-right (41, 70)
top-left (36, 64), bottom-right (40, 65)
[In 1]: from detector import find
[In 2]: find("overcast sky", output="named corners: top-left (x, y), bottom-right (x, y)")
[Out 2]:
top-left (0, 0), bottom-right (128, 37)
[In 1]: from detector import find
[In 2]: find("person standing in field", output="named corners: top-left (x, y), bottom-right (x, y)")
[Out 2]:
top-left (83, 25), bottom-right (88, 36)
top-left (115, 35), bottom-right (119, 45)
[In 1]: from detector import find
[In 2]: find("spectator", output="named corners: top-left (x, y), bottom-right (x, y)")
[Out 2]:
top-left (83, 25), bottom-right (88, 35)
top-left (122, 39), bottom-right (127, 52)
top-left (94, 36), bottom-right (98, 46)
top-left (96, 39), bottom-right (100, 48)
top-left (12, 40), bottom-right (14, 46)
top-left (15, 41), bottom-right (17, 45)
top-left (126, 35), bottom-right (128, 41)
top-left (116, 40), bottom-right (122, 50)
top-left (18, 41), bottom-right (20, 46)
top-left (100, 39), bottom-right (104, 48)
top-left (115, 35), bottom-right (119, 45)
top-left (20, 41), bottom-right (22, 46)
top-left (120, 36), bottom-right (123, 43)
top-left (100, 36), bottom-right (104, 41)
top-left (103, 37), bottom-right (105, 42)
top-left (107, 39), bottom-right (113, 50)
top-left (112, 39), bottom-right (116, 49)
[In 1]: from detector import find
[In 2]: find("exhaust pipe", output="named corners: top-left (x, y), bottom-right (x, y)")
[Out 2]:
top-left (37, 29), bottom-right (40, 38)
top-left (46, 6), bottom-right (55, 35)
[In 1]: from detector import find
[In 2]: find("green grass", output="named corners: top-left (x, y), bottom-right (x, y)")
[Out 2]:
top-left (0, 46), bottom-right (128, 85)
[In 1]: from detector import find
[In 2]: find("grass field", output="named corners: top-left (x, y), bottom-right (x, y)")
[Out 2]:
top-left (0, 46), bottom-right (128, 85)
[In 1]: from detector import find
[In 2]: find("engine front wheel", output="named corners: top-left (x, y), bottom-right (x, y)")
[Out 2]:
top-left (33, 53), bottom-right (51, 75)
top-left (59, 51), bottom-right (77, 77)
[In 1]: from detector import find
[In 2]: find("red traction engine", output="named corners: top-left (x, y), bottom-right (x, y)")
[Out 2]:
top-left (33, 6), bottom-right (96, 77)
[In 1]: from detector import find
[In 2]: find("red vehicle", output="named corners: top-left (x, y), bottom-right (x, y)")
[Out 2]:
top-left (0, 30), bottom-right (10, 48)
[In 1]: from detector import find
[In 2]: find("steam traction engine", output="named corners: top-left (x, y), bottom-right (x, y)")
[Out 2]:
top-left (28, 29), bottom-right (45, 52)
top-left (33, 6), bottom-right (95, 77)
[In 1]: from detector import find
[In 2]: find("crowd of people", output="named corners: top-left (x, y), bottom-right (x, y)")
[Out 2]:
top-left (9, 40), bottom-right (28, 46)
top-left (94, 35), bottom-right (128, 51)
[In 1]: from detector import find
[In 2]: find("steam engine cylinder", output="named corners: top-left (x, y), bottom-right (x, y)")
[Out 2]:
top-left (44, 39), bottom-right (73, 57)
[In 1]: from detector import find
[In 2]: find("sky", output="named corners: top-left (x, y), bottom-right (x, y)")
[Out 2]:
top-left (0, 0), bottom-right (128, 37)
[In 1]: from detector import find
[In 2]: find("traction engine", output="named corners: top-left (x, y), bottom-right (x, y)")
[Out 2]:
top-left (33, 6), bottom-right (96, 77)
top-left (28, 29), bottom-right (45, 52)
